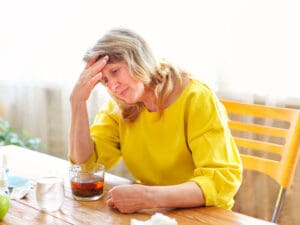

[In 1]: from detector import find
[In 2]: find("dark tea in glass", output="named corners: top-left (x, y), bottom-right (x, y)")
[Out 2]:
top-left (69, 163), bottom-right (105, 201)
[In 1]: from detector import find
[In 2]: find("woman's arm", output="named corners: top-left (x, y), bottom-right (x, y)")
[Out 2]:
top-left (68, 56), bottom-right (109, 163)
top-left (106, 182), bottom-right (205, 213)
top-left (69, 100), bottom-right (94, 163)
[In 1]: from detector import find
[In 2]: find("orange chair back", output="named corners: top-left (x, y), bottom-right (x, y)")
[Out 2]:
top-left (221, 99), bottom-right (300, 188)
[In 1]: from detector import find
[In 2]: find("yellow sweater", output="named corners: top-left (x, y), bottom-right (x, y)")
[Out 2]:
top-left (89, 79), bottom-right (242, 209)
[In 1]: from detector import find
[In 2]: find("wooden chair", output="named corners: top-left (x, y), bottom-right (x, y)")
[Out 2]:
top-left (220, 99), bottom-right (300, 223)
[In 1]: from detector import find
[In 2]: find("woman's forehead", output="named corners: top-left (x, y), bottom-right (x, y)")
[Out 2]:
top-left (102, 61), bottom-right (127, 73)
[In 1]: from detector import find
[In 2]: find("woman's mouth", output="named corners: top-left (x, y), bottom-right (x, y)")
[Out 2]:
top-left (119, 87), bottom-right (128, 97)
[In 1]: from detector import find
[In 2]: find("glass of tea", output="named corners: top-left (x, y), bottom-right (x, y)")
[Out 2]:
top-left (69, 163), bottom-right (105, 201)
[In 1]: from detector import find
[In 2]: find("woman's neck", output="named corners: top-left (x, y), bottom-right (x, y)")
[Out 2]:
top-left (141, 90), bottom-right (157, 112)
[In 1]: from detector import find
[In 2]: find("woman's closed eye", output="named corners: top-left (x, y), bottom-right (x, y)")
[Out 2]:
top-left (111, 69), bottom-right (119, 75)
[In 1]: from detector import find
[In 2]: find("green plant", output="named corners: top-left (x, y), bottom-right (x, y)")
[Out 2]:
top-left (0, 117), bottom-right (41, 150)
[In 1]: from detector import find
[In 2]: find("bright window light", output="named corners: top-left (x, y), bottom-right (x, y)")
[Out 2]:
top-left (0, 0), bottom-right (299, 98)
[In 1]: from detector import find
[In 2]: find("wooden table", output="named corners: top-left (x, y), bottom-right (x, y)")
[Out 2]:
top-left (0, 145), bottom-right (277, 225)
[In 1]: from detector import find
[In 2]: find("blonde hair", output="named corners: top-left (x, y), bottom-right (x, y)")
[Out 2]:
top-left (84, 28), bottom-right (189, 122)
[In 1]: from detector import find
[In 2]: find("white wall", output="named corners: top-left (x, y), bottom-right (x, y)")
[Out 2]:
top-left (1, 0), bottom-right (300, 97)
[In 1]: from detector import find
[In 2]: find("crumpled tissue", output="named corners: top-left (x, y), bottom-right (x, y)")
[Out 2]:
top-left (131, 213), bottom-right (178, 225)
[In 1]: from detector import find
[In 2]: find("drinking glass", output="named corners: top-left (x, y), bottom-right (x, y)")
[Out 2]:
top-left (35, 177), bottom-right (64, 212)
top-left (69, 163), bottom-right (105, 201)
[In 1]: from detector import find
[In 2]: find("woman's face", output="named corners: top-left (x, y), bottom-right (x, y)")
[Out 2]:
top-left (101, 61), bottom-right (145, 104)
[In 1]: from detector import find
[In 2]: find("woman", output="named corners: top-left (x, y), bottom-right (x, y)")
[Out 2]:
top-left (69, 28), bottom-right (242, 213)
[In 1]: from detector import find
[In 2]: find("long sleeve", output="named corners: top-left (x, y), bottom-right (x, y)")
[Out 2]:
top-left (89, 101), bottom-right (122, 170)
top-left (187, 86), bottom-right (242, 209)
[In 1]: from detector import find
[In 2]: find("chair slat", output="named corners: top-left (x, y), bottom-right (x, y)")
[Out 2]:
top-left (235, 137), bottom-right (283, 155)
top-left (240, 154), bottom-right (280, 181)
top-left (228, 121), bottom-right (288, 138)
top-left (222, 100), bottom-right (297, 121)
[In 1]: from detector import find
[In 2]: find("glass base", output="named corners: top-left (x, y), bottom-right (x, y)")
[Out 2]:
top-left (72, 193), bottom-right (103, 201)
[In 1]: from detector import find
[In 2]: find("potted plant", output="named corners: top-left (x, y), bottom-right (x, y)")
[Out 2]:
top-left (0, 117), bottom-right (41, 150)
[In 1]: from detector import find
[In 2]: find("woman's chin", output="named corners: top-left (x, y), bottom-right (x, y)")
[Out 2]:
top-left (116, 93), bottom-right (139, 104)
top-left (123, 99), bottom-right (136, 104)
top-left (122, 96), bottom-right (140, 104)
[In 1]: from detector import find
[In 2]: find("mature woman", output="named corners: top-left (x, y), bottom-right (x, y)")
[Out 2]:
top-left (69, 28), bottom-right (242, 213)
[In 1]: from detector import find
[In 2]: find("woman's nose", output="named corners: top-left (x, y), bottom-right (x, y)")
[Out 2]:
top-left (107, 79), bottom-right (119, 93)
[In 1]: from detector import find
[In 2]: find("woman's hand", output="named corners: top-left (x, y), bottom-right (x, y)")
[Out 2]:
top-left (106, 184), bottom-right (154, 213)
top-left (70, 55), bottom-right (109, 103)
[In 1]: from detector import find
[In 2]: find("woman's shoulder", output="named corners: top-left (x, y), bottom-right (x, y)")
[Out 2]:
top-left (182, 80), bottom-right (225, 121)
top-left (178, 79), bottom-right (220, 112)
top-left (184, 79), bottom-right (215, 99)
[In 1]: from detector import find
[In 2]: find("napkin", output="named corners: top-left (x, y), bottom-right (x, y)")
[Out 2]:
top-left (8, 176), bottom-right (31, 200)
top-left (131, 213), bottom-right (177, 225)
top-left (10, 184), bottom-right (31, 200)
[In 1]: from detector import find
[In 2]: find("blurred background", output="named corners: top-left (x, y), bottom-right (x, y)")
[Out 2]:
top-left (1, 0), bottom-right (300, 223)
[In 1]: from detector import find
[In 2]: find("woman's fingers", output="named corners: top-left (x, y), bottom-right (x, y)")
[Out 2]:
top-left (90, 55), bottom-right (109, 74)
top-left (89, 72), bottom-right (103, 87)
top-left (85, 55), bottom-right (99, 69)
top-left (81, 55), bottom-right (108, 81)
top-left (107, 198), bottom-right (115, 208)
top-left (106, 190), bottom-right (115, 208)
top-left (85, 55), bottom-right (109, 71)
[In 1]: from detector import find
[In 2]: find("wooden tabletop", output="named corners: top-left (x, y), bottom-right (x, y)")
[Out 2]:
top-left (0, 145), bottom-right (277, 225)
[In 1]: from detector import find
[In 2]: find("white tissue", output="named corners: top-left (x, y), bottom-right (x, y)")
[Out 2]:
top-left (10, 183), bottom-right (31, 200)
top-left (131, 213), bottom-right (177, 225)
